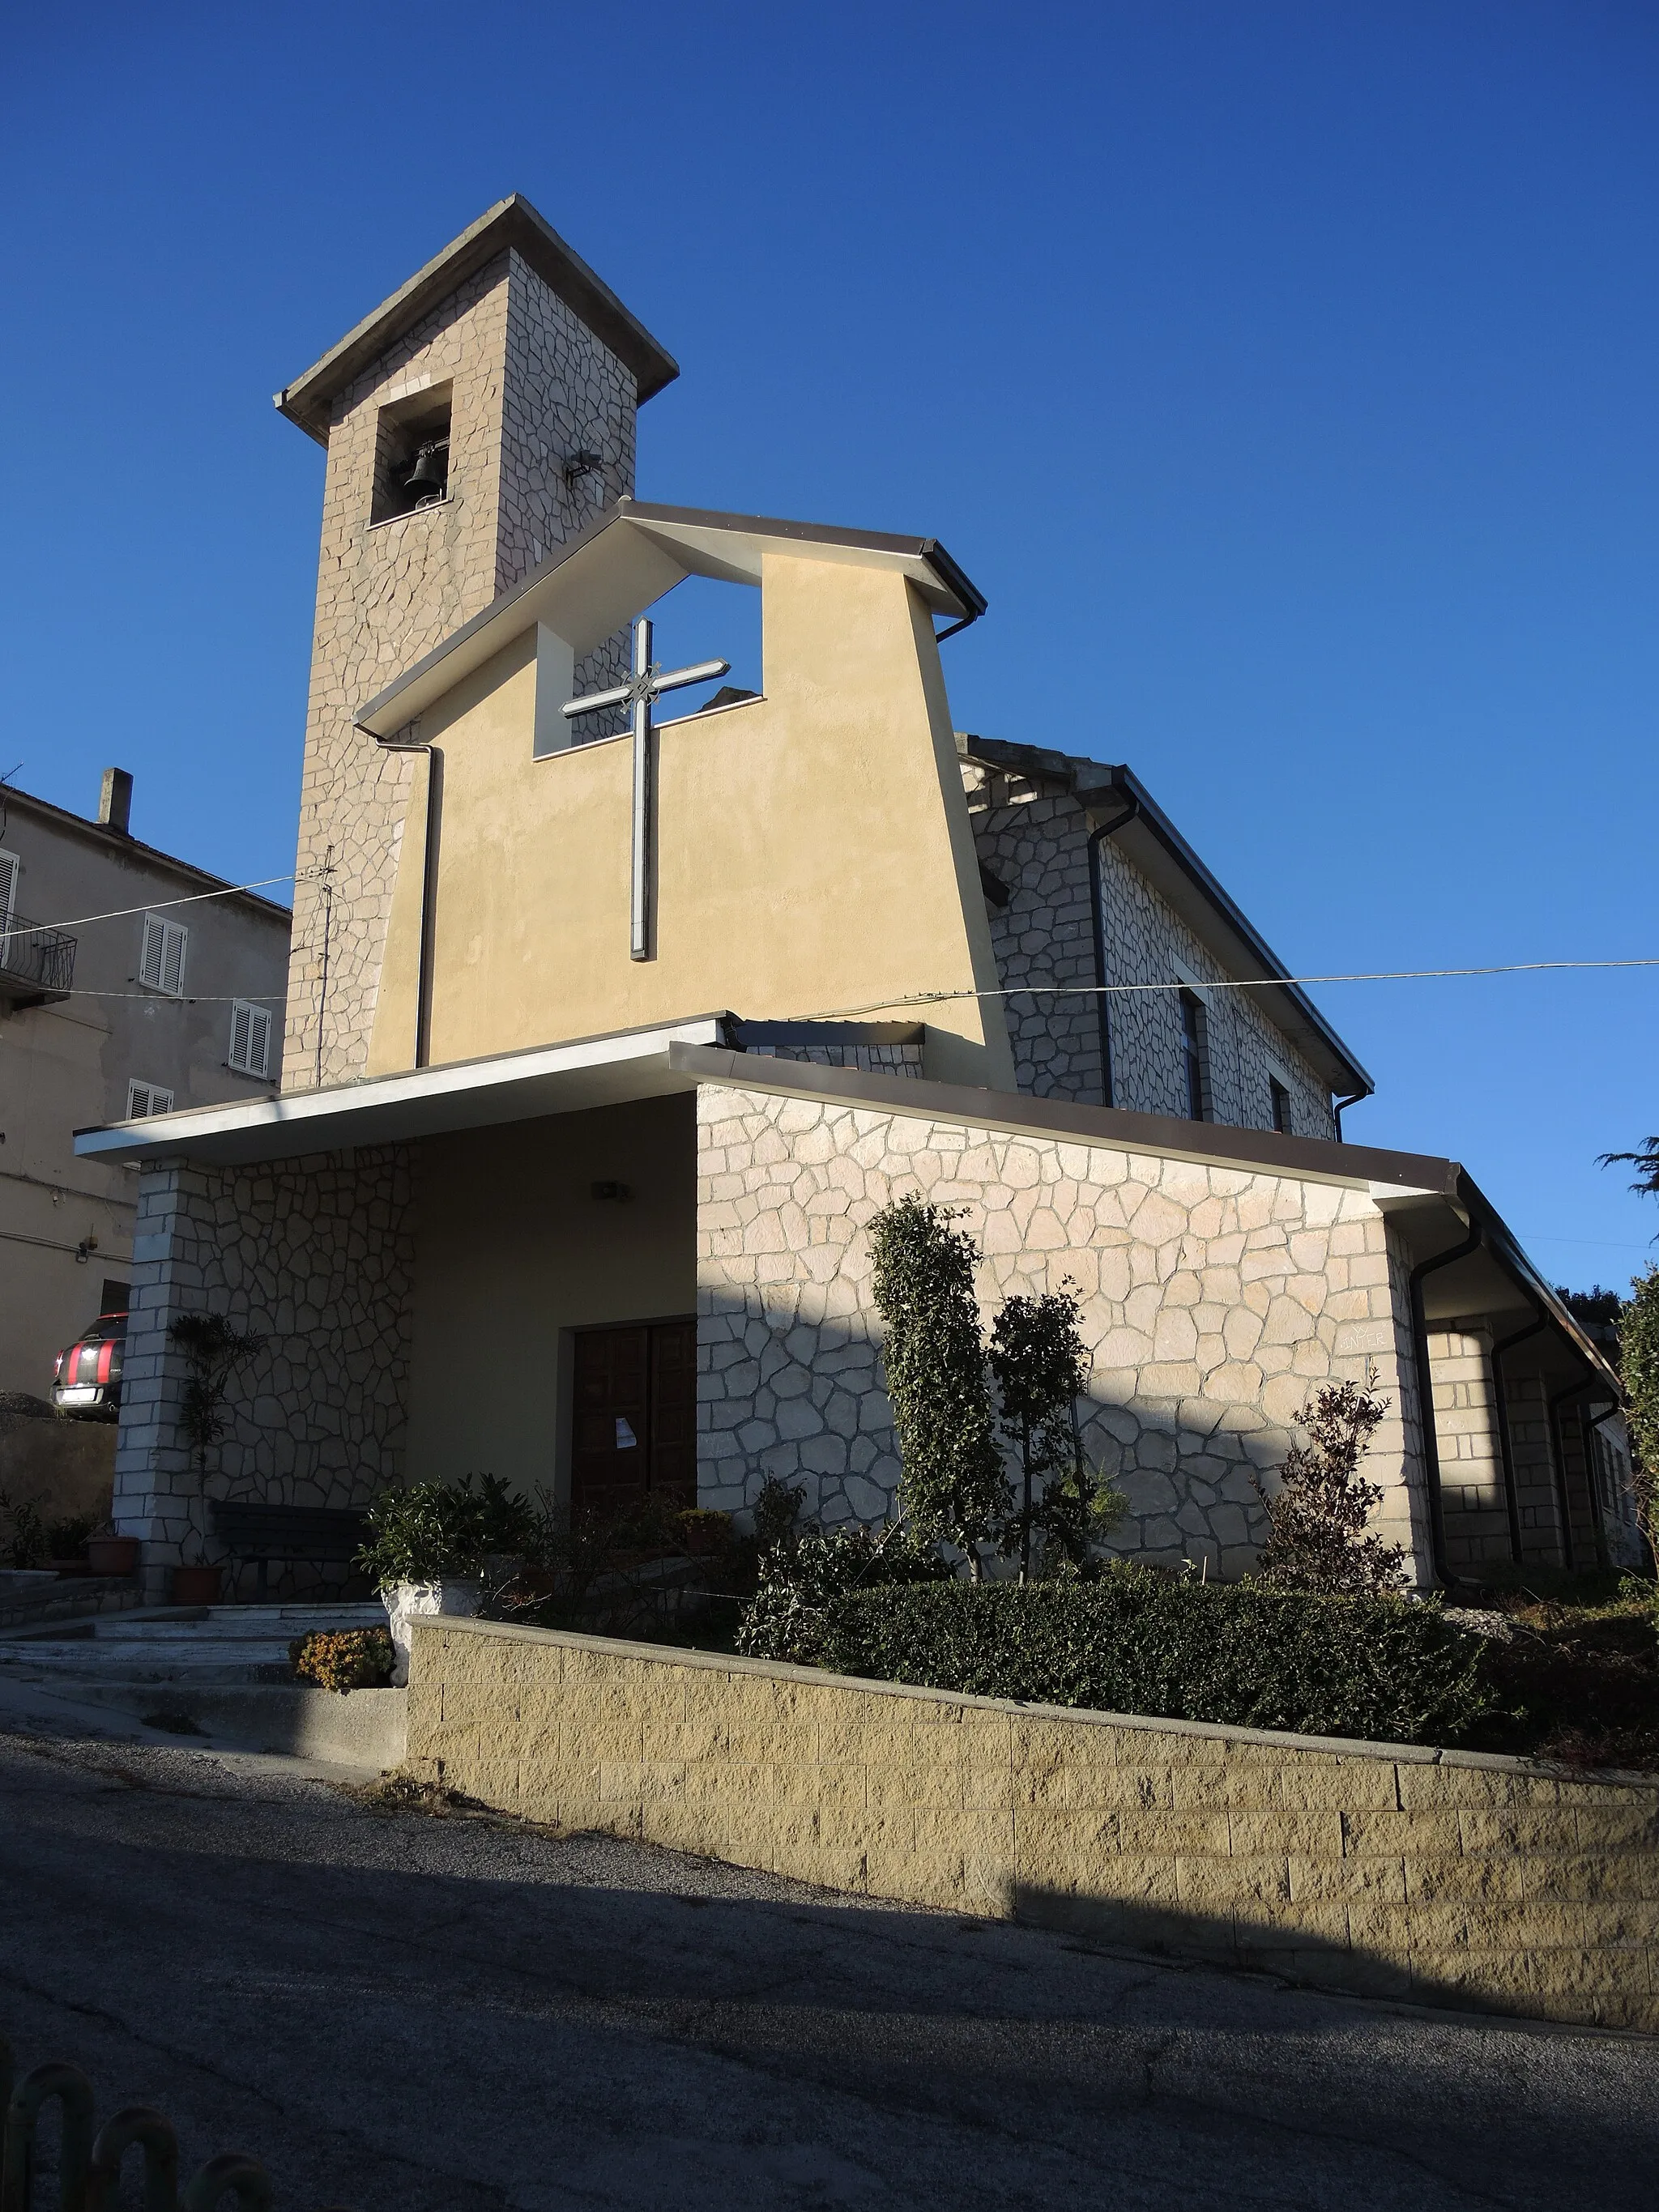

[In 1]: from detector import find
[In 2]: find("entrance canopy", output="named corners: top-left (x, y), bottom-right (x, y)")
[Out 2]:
top-left (74, 1016), bottom-right (728, 1170)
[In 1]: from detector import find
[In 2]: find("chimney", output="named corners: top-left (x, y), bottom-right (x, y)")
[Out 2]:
top-left (97, 768), bottom-right (133, 837)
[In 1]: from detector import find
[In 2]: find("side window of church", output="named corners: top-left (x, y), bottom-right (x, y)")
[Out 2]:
top-left (1179, 990), bottom-right (1211, 1122)
top-left (227, 999), bottom-right (273, 1078)
top-left (139, 913), bottom-right (188, 996)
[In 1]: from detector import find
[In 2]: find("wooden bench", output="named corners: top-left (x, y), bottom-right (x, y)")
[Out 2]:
top-left (209, 1502), bottom-right (369, 1601)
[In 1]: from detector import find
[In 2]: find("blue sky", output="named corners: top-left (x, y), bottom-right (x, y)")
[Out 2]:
top-left (3, 2), bottom-right (1655, 1288)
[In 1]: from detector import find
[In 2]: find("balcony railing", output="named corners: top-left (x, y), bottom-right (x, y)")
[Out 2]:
top-left (0, 911), bottom-right (77, 1005)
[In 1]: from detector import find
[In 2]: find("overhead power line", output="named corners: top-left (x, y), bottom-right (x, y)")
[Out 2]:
top-left (797, 958), bottom-right (1659, 1023)
top-left (26, 868), bottom-right (319, 938)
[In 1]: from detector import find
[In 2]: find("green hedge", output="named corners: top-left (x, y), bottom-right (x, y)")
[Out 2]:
top-left (813, 1568), bottom-right (1491, 1748)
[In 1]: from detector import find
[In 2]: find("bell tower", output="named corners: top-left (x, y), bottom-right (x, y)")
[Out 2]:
top-left (275, 195), bottom-right (678, 1089)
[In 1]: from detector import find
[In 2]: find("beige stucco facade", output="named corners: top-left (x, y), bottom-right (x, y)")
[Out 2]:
top-left (0, 781), bottom-right (288, 1398)
top-left (369, 552), bottom-right (1013, 1089)
top-left (406, 1097), bottom-right (695, 1495)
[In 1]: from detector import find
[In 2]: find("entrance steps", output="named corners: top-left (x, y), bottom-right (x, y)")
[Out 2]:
top-left (0, 1602), bottom-right (387, 1686)
top-left (0, 1600), bottom-right (404, 1769)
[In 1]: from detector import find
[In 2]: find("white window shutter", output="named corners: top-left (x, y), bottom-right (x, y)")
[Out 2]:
top-left (161, 919), bottom-right (186, 995)
top-left (0, 850), bottom-right (18, 926)
top-left (139, 914), bottom-right (187, 995)
top-left (139, 914), bottom-right (166, 990)
top-left (127, 1079), bottom-right (171, 1118)
top-left (227, 1000), bottom-right (272, 1077)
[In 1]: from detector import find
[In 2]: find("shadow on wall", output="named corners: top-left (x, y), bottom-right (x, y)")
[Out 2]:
top-left (1006, 1880), bottom-right (1647, 2029)
top-left (700, 1290), bottom-right (1290, 1577)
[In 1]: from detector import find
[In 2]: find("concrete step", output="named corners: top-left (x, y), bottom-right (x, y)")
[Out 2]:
top-left (100, 1605), bottom-right (385, 1642)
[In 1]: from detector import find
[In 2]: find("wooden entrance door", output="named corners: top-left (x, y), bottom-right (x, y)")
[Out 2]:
top-left (570, 1319), bottom-right (697, 1522)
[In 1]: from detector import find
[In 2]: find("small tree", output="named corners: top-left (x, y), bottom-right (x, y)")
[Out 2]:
top-left (1253, 1366), bottom-right (1405, 1596)
top-left (1617, 1267), bottom-right (1659, 1571)
top-left (868, 1195), bottom-right (1007, 1579)
top-left (1601, 1136), bottom-right (1659, 1206)
top-left (169, 1312), bottom-right (267, 1561)
top-left (988, 1287), bottom-right (1092, 1580)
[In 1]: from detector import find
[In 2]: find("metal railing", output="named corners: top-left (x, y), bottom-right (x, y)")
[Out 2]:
top-left (0, 914), bottom-right (76, 1000)
top-left (1, 2035), bottom-right (354, 2212)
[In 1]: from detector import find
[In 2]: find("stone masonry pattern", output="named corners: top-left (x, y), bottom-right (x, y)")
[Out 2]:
top-left (413, 1618), bottom-right (1659, 2035)
top-left (695, 1083), bottom-right (1429, 1581)
top-left (113, 1146), bottom-right (415, 1599)
top-left (284, 248), bottom-right (639, 1090)
top-left (964, 764), bottom-right (1337, 1140)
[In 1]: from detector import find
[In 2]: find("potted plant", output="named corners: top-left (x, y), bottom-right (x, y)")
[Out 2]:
top-left (47, 1515), bottom-right (95, 1576)
top-left (357, 1476), bottom-right (534, 1685)
top-left (677, 1507), bottom-right (733, 1558)
top-left (168, 1312), bottom-right (267, 1605)
top-left (87, 1526), bottom-right (140, 1577)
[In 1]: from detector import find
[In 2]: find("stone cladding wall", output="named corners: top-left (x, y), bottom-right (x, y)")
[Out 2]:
top-left (694, 1082), bottom-right (1428, 1580)
top-left (412, 1616), bottom-right (1659, 2035)
top-left (744, 1042), bottom-right (924, 1077)
top-left (1431, 1327), bottom-right (1514, 1573)
top-left (1430, 1339), bottom-right (1643, 1575)
top-left (965, 770), bottom-right (1336, 1140)
top-left (284, 249), bottom-right (639, 1090)
top-left (113, 1146), bottom-right (415, 1600)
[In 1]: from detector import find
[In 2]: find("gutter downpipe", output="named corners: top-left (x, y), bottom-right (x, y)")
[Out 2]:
top-left (1406, 1219), bottom-right (1483, 1590)
top-left (1333, 1089), bottom-right (1367, 1143)
top-left (374, 732), bottom-right (442, 1071)
top-left (1543, 1369), bottom-right (1594, 1575)
top-left (1487, 1313), bottom-right (1548, 1566)
top-left (1086, 798), bottom-right (1139, 1108)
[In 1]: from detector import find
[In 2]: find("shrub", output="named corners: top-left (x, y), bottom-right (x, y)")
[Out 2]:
top-left (1618, 1267), bottom-right (1659, 1565)
top-left (0, 1492), bottom-right (47, 1571)
top-left (738, 1523), bottom-right (953, 1666)
top-left (47, 1514), bottom-right (94, 1560)
top-left (814, 1570), bottom-right (1491, 1748)
top-left (868, 1196), bottom-right (1007, 1575)
top-left (1253, 1368), bottom-right (1405, 1596)
top-left (290, 1626), bottom-right (394, 1694)
top-left (356, 1475), bottom-right (535, 1588)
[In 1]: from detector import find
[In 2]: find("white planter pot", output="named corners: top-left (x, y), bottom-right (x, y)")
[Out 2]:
top-left (382, 1576), bottom-right (483, 1686)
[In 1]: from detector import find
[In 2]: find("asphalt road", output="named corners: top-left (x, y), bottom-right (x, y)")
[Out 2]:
top-left (0, 1723), bottom-right (1653, 2212)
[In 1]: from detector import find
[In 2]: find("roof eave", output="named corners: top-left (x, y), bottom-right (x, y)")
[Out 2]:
top-left (960, 737), bottom-right (1373, 1102)
top-left (274, 195), bottom-right (680, 446)
top-left (353, 499), bottom-right (988, 739)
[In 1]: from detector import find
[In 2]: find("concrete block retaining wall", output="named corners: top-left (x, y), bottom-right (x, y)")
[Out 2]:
top-left (408, 1616), bottom-right (1659, 2034)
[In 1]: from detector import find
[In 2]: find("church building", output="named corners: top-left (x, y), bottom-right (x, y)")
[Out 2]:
top-left (79, 198), bottom-right (1639, 1600)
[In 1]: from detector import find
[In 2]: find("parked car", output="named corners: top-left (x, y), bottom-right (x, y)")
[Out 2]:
top-left (52, 1311), bottom-right (126, 1418)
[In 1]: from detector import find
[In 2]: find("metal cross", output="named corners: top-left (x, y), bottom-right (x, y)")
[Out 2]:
top-left (562, 616), bottom-right (728, 961)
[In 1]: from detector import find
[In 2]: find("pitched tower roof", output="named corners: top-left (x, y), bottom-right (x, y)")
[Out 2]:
top-left (273, 194), bottom-right (680, 444)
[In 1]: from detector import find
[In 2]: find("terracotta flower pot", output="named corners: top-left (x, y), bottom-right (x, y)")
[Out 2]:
top-left (680, 1521), bottom-right (729, 1558)
top-left (170, 1565), bottom-right (223, 1606)
top-left (87, 1536), bottom-right (139, 1576)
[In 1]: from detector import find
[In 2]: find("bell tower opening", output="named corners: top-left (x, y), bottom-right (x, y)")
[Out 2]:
top-left (371, 386), bottom-right (453, 524)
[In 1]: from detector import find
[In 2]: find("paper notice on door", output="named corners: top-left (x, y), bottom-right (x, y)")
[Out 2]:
top-left (615, 1417), bottom-right (638, 1449)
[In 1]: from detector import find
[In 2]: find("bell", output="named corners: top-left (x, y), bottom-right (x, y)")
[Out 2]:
top-left (404, 438), bottom-right (448, 504)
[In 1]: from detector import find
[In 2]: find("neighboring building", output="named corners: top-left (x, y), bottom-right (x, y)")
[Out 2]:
top-left (0, 769), bottom-right (288, 1396)
top-left (77, 198), bottom-right (1640, 1599)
